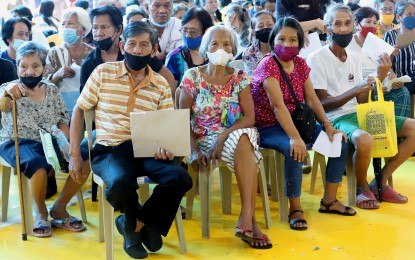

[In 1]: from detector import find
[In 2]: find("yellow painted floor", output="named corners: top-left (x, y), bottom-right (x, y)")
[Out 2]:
top-left (1, 153), bottom-right (415, 259)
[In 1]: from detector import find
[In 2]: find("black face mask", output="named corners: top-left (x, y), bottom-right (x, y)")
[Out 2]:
top-left (93, 35), bottom-right (114, 51)
top-left (124, 51), bottom-right (152, 71)
top-left (20, 75), bottom-right (43, 89)
top-left (255, 28), bottom-right (272, 43)
top-left (331, 32), bottom-right (353, 48)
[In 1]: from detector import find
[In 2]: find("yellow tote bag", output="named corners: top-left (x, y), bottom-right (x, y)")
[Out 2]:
top-left (356, 78), bottom-right (398, 158)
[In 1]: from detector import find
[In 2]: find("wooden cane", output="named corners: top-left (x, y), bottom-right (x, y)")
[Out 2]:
top-left (11, 98), bottom-right (27, 241)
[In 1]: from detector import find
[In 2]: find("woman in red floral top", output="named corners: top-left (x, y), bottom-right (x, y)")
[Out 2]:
top-left (251, 17), bottom-right (354, 231)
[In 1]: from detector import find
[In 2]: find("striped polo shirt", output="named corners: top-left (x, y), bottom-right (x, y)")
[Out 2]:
top-left (77, 61), bottom-right (173, 147)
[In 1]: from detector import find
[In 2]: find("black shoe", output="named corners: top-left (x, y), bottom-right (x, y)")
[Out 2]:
top-left (141, 225), bottom-right (163, 252)
top-left (46, 176), bottom-right (57, 199)
top-left (115, 215), bottom-right (148, 259)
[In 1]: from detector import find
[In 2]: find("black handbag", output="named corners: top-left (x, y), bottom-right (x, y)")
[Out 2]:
top-left (272, 54), bottom-right (316, 143)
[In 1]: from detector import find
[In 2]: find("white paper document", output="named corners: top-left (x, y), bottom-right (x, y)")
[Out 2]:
top-left (385, 75), bottom-right (412, 91)
top-left (299, 32), bottom-right (322, 58)
top-left (130, 109), bottom-right (191, 157)
top-left (59, 63), bottom-right (81, 92)
top-left (362, 32), bottom-right (395, 61)
top-left (312, 132), bottom-right (343, 158)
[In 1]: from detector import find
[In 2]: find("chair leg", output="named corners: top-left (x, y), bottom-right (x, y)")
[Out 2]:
top-left (346, 154), bottom-right (356, 206)
top-left (268, 154), bottom-right (278, 202)
top-left (98, 186), bottom-right (104, 243)
top-left (185, 167), bottom-right (198, 220)
top-left (1, 165), bottom-right (11, 222)
top-left (102, 196), bottom-right (114, 260)
top-left (174, 207), bottom-right (187, 254)
top-left (219, 166), bottom-right (232, 215)
top-left (258, 160), bottom-right (271, 229)
top-left (199, 167), bottom-right (210, 238)
top-left (77, 188), bottom-right (87, 224)
top-left (275, 152), bottom-right (288, 223)
top-left (309, 154), bottom-right (318, 195)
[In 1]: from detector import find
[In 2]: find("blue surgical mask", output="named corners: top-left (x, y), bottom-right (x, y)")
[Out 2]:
top-left (12, 39), bottom-right (26, 50)
top-left (402, 16), bottom-right (415, 30)
top-left (62, 28), bottom-right (80, 45)
top-left (183, 36), bottom-right (202, 50)
top-left (150, 17), bottom-right (170, 28)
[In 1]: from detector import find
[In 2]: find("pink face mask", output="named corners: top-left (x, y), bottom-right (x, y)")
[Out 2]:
top-left (273, 44), bottom-right (299, 61)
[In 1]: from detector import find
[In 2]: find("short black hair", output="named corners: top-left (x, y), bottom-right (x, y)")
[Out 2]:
top-left (2, 17), bottom-right (32, 46)
top-left (127, 0), bottom-right (141, 6)
top-left (181, 7), bottom-right (214, 34)
top-left (90, 5), bottom-right (123, 32)
top-left (269, 16), bottom-right (304, 50)
top-left (251, 10), bottom-right (276, 29)
top-left (126, 8), bottom-right (149, 23)
top-left (39, 0), bottom-right (54, 18)
top-left (260, 0), bottom-right (275, 9)
top-left (11, 6), bottom-right (33, 21)
top-left (354, 6), bottom-right (379, 24)
top-left (75, 0), bottom-right (89, 10)
top-left (123, 21), bottom-right (158, 47)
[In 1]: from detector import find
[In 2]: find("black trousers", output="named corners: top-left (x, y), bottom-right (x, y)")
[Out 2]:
top-left (91, 141), bottom-right (192, 236)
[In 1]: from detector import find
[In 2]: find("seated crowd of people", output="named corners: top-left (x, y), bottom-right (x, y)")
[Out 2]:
top-left (0, 0), bottom-right (414, 258)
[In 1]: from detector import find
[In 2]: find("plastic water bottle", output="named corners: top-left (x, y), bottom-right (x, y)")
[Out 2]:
top-left (50, 125), bottom-right (70, 162)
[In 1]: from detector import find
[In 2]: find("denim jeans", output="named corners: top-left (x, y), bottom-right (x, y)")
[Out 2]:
top-left (258, 123), bottom-right (348, 198)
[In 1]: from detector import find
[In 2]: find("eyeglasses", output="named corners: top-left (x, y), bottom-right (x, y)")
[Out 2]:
top-left (380, 7), bottom-right (394, 13)
top-left (179, 28), bottom-right (201, 38)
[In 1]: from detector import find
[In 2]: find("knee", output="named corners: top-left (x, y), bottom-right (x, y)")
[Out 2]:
top-left (355, 132), bottom-right (373, 153)
top-left (106, 176), bottom-right (137, 197)
top-left (176, 169), bottom-right (193, 193)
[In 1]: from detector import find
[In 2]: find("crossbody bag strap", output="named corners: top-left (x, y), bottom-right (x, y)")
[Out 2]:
top-left (271, 54), bottom-right (301, 107)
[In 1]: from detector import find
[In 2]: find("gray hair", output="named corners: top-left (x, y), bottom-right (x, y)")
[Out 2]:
top-left (173, 3), bottom-right (188, 16)
top-left (199, 25), bottom-right (238, 58)
top-left (62, 7), bottom-right (92, 37)
top-left (16, 42), bottom-right (48, 66)
top-left (225, 4), bottom-right (251, 47)
top-left (123, 21), bottom-right (159, 46)
top-left (323, 3), bottom-right (353, 27)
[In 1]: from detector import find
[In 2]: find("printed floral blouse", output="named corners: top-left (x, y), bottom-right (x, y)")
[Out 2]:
top-left (180, 67), bottom-right (250, 141)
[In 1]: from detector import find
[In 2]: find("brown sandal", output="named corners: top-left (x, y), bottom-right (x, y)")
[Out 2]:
top-left (319, 199), bottom-right (356, 216)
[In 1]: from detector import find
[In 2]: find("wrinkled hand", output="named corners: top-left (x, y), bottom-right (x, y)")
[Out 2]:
top-left (69, 153), bottom-right (87, 184)
top-left (357, 76), bottom-right (375, 95)
top-left (154, 147), bottom-right (174, 161)
top-left (391, 81), bottom-right (404, 89)
top-left (4, 82), bottom-right (26, 100)
top-left (289, 137), bottom-right (306, 162)
top-left (207, 133), bottom-right (227, 163)
top-left (376, 53), bottom-right (392, 77)
top-left (315, 18), bottom-right (325, 32)
top-left (190, 149), bottom-right (207, 172)
top-left (325, 124), bottom-right (347, 143)
top-left (54, 66), bottom-right (75, 81)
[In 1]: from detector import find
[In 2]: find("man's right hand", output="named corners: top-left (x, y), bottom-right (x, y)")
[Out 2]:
top-left (69, 153), bottom-right (85, 184)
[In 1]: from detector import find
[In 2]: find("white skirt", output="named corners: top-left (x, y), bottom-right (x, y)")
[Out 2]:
top-left (197, 128), bottom-right (262, 172)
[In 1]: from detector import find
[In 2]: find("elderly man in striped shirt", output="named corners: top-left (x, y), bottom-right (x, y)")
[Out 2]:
top-left (68, 21), bottom-right (192, 259)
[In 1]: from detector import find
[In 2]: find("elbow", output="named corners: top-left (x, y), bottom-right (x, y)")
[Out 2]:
top-left (245, 115), bottom-right (255, 127)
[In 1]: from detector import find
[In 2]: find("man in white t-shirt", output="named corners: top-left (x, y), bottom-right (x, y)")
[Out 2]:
top-left (308, 4), bottom-right (415, 209)
top-left (146, 0), bottom-right (183, 62)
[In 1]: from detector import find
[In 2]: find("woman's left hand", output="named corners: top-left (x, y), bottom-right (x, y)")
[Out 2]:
top-left (392, 82), bottom-right (404, 89)
top-left (325, 124), bottom-right (347, 143)
top-left (207, 133), bottom-right (228, 162)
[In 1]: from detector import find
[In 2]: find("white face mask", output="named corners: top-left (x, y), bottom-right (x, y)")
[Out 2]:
top-left (206, 48), bottom-right (234, 66)
top-left (12, 38), bottom-right (26, 51)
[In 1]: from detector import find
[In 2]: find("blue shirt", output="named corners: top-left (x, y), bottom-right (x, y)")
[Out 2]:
top-left (0, 50), bottom-right (16, 67)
